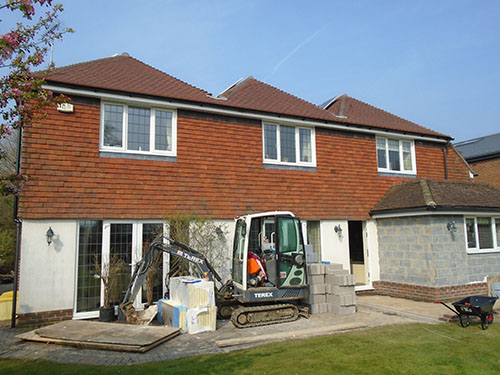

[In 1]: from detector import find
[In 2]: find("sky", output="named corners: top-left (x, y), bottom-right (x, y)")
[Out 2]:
top-left (5, 0), bottom-right (500, 142)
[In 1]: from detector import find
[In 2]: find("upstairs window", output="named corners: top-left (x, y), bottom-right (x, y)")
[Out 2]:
top-left (101, 103), bottom-right (176, 156)
top-left (465, 216), bottom-right (500, 253)
top-left (376, 137), bottom-right (415, 174)
top-left (263, 123), bottom-right (315, 166)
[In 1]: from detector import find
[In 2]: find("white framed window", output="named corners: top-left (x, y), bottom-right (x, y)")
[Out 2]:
top-left (263, 123), bottom-right (316, 167)
top-left (376, 137), bottom-right (416, 174)
top-left (465, 216), bottom-right (500, 253)
top-left (101, 102), bottom-right (177, 156)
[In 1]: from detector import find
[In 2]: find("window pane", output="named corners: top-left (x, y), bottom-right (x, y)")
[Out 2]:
top-left (264, 124), bottom-right (277, 160)
top-left (128, 107), bottom-right (150, 151)
top-left (142, 223), bottom-right (164, 304)
top-left (280, 125), bottom-right (296, 163)
top-left (466, 218), bottom-right (476, 248)
top-left (155, 110), bottom-right (172, 151)
top-left (299, 128), bottom-right (312, 163)
top-left (376, 138), bottom-right (387, 169)
top-left (307, 221), bottom-right (321, 255)
top-left (477, 217), bottom-right (494, 249)
top-left (402, 141), bottom-right (412, 171)
top-left (109, 223), bottom-right (133, 305)
top-left (496, 219), bottom-right (500, 248)
top-left (103, 104), bottom-right (123, 147)
top-left (388, 139), bottom-right (400, 171)
top-left (77, 220), bottom-right (103, 313)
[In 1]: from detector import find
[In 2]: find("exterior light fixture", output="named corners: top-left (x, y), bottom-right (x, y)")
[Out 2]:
top-left (447, 221), bottom-right (457, 233)
top-left (46, 227), bottom-right (54, 245)
top-left (334, 225), bottom-right (343, 238)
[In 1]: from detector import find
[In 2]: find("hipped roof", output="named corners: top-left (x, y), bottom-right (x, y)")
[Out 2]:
top-left (371, 179), bottom-right (500, 215)
top-left (39, 54), bottom-right (450, 139)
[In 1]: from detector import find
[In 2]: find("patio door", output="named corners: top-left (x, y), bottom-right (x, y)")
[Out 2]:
top-left (74, 220), bottom-right (165, 318)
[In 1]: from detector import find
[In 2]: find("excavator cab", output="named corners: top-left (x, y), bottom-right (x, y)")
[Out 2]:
top-left (231, 211), bottom-right (308, 305)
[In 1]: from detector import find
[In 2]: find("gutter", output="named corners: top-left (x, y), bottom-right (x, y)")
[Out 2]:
top-left (42, 84), bottom-right (451, 145)
top-left (11, 126), bottom-right (22, 328)
top-left (371, 205), bottom-right (500, 219)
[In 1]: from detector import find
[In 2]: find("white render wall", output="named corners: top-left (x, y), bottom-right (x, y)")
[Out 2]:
top-left (320, 220), bottom-right (350, 270)
top-left (18, 220), bottom-right (77, 314)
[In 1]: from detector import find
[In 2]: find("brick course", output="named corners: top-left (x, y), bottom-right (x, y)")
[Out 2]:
top-left (369, 280), bottom-right (488, 302)
top-left (17, 309), bottom-right (73, 327)
top-left (470, 158), bottom-right (500, 190)
top-left (19, 101), bottom-right (471, 220)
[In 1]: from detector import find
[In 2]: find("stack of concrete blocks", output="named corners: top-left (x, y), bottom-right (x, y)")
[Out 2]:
top-left (305, 263), bottom-right (357, 315)
top-left (158, 276), bottom-right (217, 334)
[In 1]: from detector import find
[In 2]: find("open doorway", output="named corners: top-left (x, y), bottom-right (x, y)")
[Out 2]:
top-left (348, 221), bottom-right (367, 285)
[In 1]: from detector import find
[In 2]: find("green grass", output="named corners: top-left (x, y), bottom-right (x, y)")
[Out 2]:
top-left (2, 322), bottom-right (500, 375)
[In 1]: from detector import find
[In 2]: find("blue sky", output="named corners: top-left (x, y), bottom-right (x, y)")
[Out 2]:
top-left (7, 1), bottom-right (500, 141)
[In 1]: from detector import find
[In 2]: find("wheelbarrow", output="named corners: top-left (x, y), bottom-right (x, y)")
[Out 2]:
top-left (435, 296), bottom-right (498, 330)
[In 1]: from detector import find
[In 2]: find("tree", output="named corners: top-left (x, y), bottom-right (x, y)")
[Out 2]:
top-left (0, 0), bottom-right (73, 195)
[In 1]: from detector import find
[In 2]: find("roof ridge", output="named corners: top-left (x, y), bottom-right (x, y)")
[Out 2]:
top-left (345, 95), bottom-right (444, 137)
top-left (38, 54), bottom-right (211, 96)
top-left (419, 179), bottom-right (437, 208)
top-left (250, 77), bottom-right (338, 117)
top-left (455, 132), bottom-right (500, 146)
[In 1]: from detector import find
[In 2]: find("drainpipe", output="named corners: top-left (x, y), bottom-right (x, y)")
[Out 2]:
top-left (443, 142), bottom-right (449, 180)
top-left (11, 126), bottom-right (22, 328)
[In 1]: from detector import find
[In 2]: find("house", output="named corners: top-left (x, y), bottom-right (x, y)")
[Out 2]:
top-left (455, 133), bottom-right (500, 190)
top-left (16, 54), bottom-right (483, 325)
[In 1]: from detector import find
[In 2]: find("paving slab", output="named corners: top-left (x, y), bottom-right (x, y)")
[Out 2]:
top-left (0, 297), bottom-right (445, 366)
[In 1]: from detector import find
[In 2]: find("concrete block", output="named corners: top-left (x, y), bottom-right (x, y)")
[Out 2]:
top-left (324, 264), bottom-right (344, 274)
top-left (307, 263), bottom-right (323, 276)
top-left (306, 252), bottom-right (319, 264)
top-left (327, 274), bottom-right (356, 286)
top-left (309, 275), bottom-right (324, 285)
top-left (308, 283), bottom-right (326, 295)
top-left (327, 293), bottom-right (356, 306)
top-left (327, 285), bottom-right (355, 295)
top-left (308, 303), bottom-right (328, 314)
top-left (329, 304), bottom-right (356, 315)
top-left (304, 293), bottom-right (326, 305)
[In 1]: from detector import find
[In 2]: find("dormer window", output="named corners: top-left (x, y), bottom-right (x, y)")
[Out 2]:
top-left (101, 102), bottom-right (177, 157)
top-left (376, 137), bottom-right (416, 174)
top-left (263, 123), bottom-right (316, 167)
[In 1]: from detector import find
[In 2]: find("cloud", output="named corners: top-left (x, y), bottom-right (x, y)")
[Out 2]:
top-left (265, 30), bottom-right (321, 81)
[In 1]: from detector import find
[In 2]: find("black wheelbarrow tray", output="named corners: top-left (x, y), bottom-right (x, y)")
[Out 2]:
top-left (435, 296), bottom-right (498, 330)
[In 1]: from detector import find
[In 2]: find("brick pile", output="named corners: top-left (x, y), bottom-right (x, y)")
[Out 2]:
top-left (305, 263), bottom-right (356, 315)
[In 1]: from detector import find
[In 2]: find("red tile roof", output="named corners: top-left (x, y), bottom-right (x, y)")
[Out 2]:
top-left (40, 54), bottom-right (449, 139)
top-left (323, 95), bottom-right (448, 138)
top-left (371, 179), bottom-right (500, 214)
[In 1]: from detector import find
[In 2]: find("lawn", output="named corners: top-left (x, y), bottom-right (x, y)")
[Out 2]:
top-left (2, 322), bottom-right (499, 375)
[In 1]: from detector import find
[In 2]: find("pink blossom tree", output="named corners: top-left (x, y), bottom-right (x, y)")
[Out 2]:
top-left (0, 0), bottom-right (73, 195)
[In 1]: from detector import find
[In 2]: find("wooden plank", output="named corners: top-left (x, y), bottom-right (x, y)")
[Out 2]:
top-left (215, 323), bottom-right (367, 348)
top-left (34, 320), bottom-right (178, 346)
top-left (17, 320), bottom-right (180, 352)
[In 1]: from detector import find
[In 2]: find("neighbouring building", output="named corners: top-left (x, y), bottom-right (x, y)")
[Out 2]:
top-left (455, 132), bottom-right (500, 190)
top-left (16, 54), bottom-right (498, 325)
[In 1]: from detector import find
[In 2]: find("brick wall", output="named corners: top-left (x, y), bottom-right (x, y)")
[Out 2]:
top-left (470, 158), bottom-right (500, 190)
top-left (19, 100), bottom-right (471, 220)
top-left (17, 309), bottom-right (73, 327)
top-left (369, 280), bottom-right (488, 301)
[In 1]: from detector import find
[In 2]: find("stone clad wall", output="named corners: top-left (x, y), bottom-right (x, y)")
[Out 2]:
top-left (376, 215), bottom-right (500, 299)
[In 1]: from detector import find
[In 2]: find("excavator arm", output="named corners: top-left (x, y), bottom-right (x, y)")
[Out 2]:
top-left (119, 235), bottom-right (224, 323)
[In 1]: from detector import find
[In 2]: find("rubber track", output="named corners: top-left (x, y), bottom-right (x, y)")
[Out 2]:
top-left (231, 304), bottom-right (299, 328)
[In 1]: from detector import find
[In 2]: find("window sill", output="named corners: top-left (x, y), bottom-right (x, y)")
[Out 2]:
top-left (100, 151), bottom-right (176, 162)
top-left (264, 163), bottom-right (316, 172)
top-left (466, 249), bottom-right (500, 255)
top-left (378, 171), bottom-right (416, 178)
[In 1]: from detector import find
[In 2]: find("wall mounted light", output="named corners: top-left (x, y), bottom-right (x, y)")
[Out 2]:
top-left (334, 225), bottom-right (343, 239)
top-left (46, 227), bottom-right (54, 245)
top-left (447, 221), bottom-right (457, 233)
